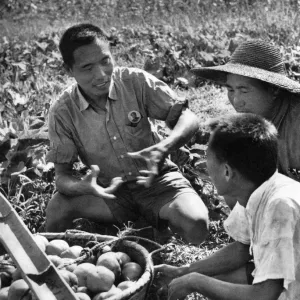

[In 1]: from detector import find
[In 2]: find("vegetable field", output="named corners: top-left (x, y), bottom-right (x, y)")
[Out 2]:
top-left (1, 0), bottom-right (300, 299)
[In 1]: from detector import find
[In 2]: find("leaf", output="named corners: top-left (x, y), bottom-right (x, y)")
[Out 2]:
top-left (33, 167), bottom-right (43, 177)
top-left (292, 71), bottom-right (300, 77)
top-left (0, 103), bottom-right (5, 112)
top-left (176, 77), bottom-right (189, 85)
top-left (18, 174), bottom-right (33, 183)
top-left (11, 161), bottom-right (27, 176)
top-left (21, 109), bottom-right (29, 121)
top-left (195, 161), bottom-right (207, 168)
top-left (190, 148), bottom-right (206, 156)
top-left (142, 49), bottom-right (154, 56)
top-left (35, 41), bottom-right (49, 52)
top-left (0, 161), bottom-right (9, 169)
top-left (11, 62), bottom-right (27, 72)
top-left (199, 51), bottom-right (214, 64)
top-left (22, 49), bottom-right (32, 56)
top-left (2, 36), bottom-right (9, 44)
top-left (29, 118), bottom-right (45, 130)
top-left (19, 127), bottom-right (48, 140)
top-left (217, 49), bottom-right (231, 59)
top-left (171, 50), bottom-right (182, 59)
top-left (51, 51), bottom-right (61, 60)
top-left (3, 82), bottom-right (11, 89)
top-left (6, 90), bottom-right (29, 106)
top-left (9, 121), bottom-right (20, 133)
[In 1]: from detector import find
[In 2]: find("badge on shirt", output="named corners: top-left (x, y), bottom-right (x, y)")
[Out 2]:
top-left (128, 110), bottom-right (141, 126)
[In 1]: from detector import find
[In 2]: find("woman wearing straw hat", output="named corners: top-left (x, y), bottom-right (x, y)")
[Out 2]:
top-left (192, 39), bottom-right (300, 181)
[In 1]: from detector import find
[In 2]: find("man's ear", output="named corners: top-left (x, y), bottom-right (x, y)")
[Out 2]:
top-left (224, 163), bottom-right (234, 182)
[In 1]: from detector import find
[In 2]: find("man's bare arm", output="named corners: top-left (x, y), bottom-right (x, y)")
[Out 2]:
top-left (155, 241), bottom-right (251, 279)
top-left (161, 108), bottom-right (199, 152)
top-left (168, 273), bottom-right (283, 300)
top-left (187, 241), bottom-right (251, 276)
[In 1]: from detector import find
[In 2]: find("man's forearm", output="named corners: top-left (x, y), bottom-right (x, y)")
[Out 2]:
top-left (186, 273), bottom-right (282, 300)
top-left (161, 109), bottom-right (199, 152)
top-left (179, 242), bottom-right (251, 277)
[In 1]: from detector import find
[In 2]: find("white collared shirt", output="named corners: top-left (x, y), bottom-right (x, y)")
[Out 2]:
top-left (224, 172), bottom-right (300, 299)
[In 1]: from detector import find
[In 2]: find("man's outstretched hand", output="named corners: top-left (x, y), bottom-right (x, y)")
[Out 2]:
top-left (127, 144), bottom-right (167, 187)
top-left (83, 165), bottom-right (123, 199)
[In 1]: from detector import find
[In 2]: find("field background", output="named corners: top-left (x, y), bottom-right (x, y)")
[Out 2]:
top-left (1, 0), bottom-right (300, 299)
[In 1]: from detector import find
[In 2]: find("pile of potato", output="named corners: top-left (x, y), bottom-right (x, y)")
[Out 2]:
top-left (0, 235), bottom-right (144, 300)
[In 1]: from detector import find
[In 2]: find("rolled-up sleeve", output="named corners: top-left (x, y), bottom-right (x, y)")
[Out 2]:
top-left (252, 199), bottom-right (298, 289)
top-left (46, 106), bottom-right (78, 164)
top-left (141, 71), bottom-right (186, 127)
top-left (223, 202), bottom-right (251, 245)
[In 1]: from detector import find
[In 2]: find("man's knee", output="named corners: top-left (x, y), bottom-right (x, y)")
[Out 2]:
top-left (46, 192), bottom-right (68, 216)
top-left (182, 217), bottom-right (209, 245)
top-left (161, 193), bottom-right (209, 244)
top-left (167, 206), bottom-right (209, 245)
top-left (45, 192), bottom-right (73, 231)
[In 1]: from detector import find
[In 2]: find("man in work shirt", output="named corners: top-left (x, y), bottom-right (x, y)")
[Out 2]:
top-left (45, 23), bottom-right (209, 244)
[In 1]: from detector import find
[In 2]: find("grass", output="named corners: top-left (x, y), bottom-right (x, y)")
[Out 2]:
top-left (2, 0), bottom-right (300, 45)
top-left (186, 85), bottom-right (235, 123)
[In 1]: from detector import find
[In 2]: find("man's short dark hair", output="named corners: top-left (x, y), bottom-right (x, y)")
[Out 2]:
top-left (207, 113), bottom-right (278, 186)
top-left (59, 23), bottom-right (108, 69)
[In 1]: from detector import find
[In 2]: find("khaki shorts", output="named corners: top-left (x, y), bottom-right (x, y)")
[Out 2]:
top-left (104, 168), bottom-right (198, 230)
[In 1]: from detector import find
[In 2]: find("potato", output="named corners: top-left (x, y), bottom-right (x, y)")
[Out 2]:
top-left (61, 246), bottom-right (83, 259)
top-left (96, 252), bottom-right (121, 278)
top-left (86, 266), bottom-right (115, 293)
top-left (121, 262), bottom-right (142, 281)
top-left (8, 279), bottom-right (31, 300)
top-left (46, 240), bottom-right (69, 256)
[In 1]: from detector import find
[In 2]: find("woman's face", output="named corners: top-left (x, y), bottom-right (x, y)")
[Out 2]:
top-left (226, 74), bottom-right (276, 119)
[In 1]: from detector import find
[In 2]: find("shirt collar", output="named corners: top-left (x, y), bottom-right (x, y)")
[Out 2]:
top-left (75, 71), bottom-right (119, 112)
top-left (108, 74), bottom-right (118, 101)
top-left (246, 171), bottom-right (278, 216)
top-left (76, 85), bottom-right (89, 111)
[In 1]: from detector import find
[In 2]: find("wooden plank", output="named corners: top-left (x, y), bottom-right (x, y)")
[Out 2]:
top-left (0, 192), bottom-right (79, 300)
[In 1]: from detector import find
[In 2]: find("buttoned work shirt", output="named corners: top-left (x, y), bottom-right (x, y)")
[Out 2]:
top-left (47, 67), bottom-right (181, 186)
top-left (224, 172), bottom-right (300, 299)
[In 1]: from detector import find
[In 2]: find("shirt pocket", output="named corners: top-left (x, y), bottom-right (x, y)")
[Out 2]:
top-left (123, 115), bottom-right (154, 152)
top-left (125, 120), bottom-right (145, 136)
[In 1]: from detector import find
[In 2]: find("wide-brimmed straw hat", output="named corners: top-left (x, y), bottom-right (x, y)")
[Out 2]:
top-left (191, 39), bottom-right (300, 94)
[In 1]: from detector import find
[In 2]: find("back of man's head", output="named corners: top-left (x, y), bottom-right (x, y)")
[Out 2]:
top-left (59, 23), bottom-right (108, 69)
top-left (207, 113), bottom-right (278, 186)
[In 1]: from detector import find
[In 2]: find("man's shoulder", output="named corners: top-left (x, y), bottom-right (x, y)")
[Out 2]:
top-left (272, 172), bottom-right (300, 189)
top-left (114, 66), bottom-right (154, 81)
top-left (50, 84), bottom-right (77, 112)
top-left (267, 173), bottom-right (300, 208)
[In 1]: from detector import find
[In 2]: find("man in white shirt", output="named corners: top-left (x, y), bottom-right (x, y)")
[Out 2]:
top-left (155, 113), bottom-right (300, 300)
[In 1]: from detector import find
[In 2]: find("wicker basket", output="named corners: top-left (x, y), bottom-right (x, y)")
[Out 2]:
top-left (37, 230), bottom-right (161, 300)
